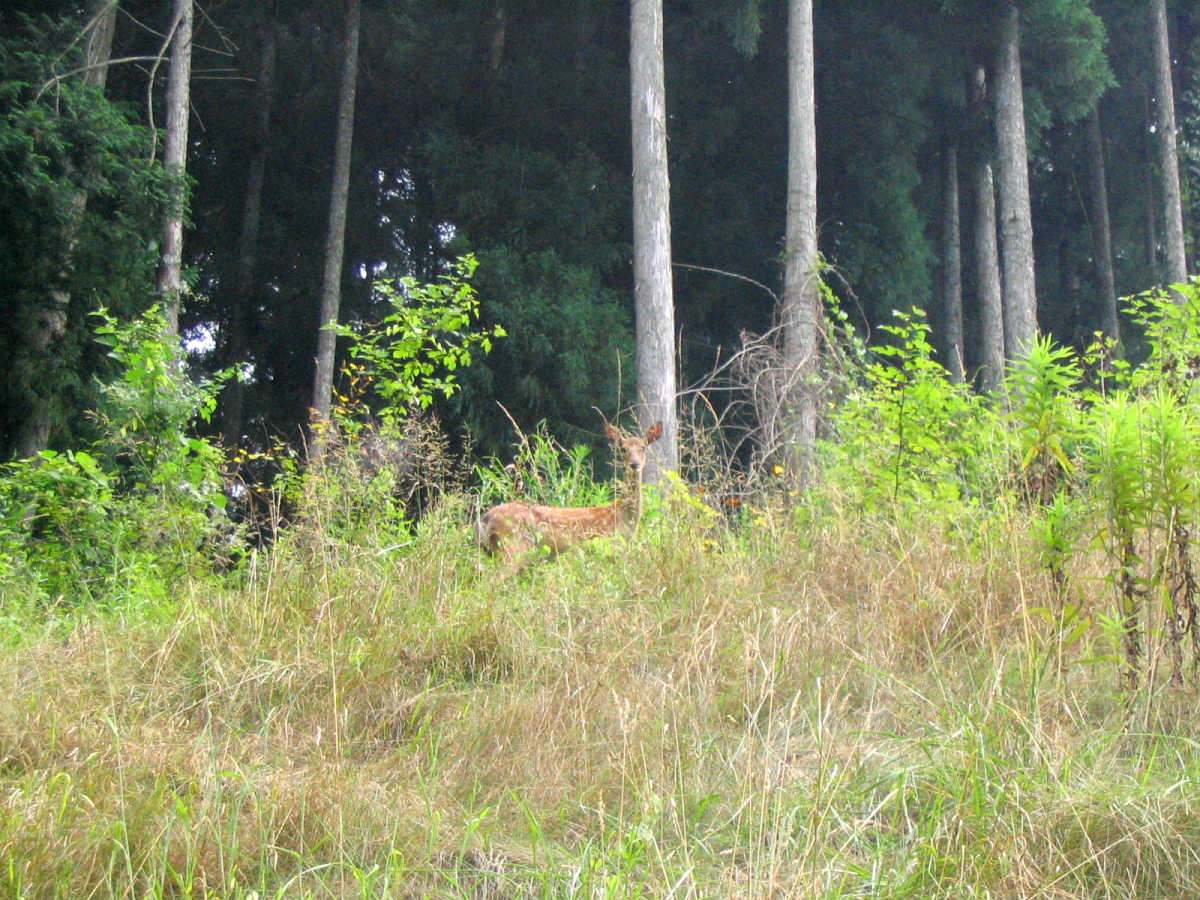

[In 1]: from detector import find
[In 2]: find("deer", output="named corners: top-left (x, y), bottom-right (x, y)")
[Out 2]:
top-left (477, 420), bottom-right (663, 572)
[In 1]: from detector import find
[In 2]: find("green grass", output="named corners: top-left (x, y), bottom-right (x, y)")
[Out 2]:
top-left (1, 483), bottom-right (1200, 898)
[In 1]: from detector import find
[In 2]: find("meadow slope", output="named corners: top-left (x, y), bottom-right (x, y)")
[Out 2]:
top-left (2, 488), bottom-right (1199, 899)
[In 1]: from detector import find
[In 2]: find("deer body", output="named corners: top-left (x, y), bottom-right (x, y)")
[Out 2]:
top-left (478, 422), bottom-right (662, 570)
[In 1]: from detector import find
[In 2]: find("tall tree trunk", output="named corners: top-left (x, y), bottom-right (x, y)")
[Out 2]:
top-left (629, 0), bottom-right (677, 479)
top-left (939, 139), bottom-right (965, 383)
top-left (310, 0), bottom-right (360, 457)
top-left (993, 2), bottom-right (1037, 359)
top-left (1150, 0), bottom-right (1188, 288)
top-left (1143, 87), bottom-right (1160, 273)
top-left (222, 19), bottom-right (278, 448)
top-left (781, 0), bottom-right (820, 484)
top-left (83, 0), bottom-right (117, 90)
top-left (1086, 105), bottom-right (1120, 343)
top-left (489, 2), bottom-right (507, 72)
top-left (974, 159), bottom-right (1005, 393)
top-left (15, 0), bottom-right (118, 458)
top-left (156, 0), bottom-right (193, 338)
top-left (967, 61), bottom-right (1004, 393)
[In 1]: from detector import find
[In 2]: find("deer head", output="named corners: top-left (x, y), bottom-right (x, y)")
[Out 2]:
top-left (478, 420), bottom-right (663, 573)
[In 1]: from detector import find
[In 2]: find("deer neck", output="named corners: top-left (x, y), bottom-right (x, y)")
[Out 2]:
top-left (614, 467), bottom-right (644, 526)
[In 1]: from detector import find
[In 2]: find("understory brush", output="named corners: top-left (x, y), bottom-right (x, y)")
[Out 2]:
top-left (0, 308), bottom-right (231, 626)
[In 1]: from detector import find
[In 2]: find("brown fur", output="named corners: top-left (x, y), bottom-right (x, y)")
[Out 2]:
top-left (478, 421), bottom-right (663, 572)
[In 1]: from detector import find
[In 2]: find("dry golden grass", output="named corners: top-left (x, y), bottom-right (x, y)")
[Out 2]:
top-left (2, 486), bottom-right (1200, 897)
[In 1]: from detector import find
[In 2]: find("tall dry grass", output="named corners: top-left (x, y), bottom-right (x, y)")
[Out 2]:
top-left (2, 469), bottom-right (1200, 898)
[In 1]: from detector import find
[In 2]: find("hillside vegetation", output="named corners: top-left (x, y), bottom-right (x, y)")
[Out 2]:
top-left (3, 288), bottom-right (1200, 897)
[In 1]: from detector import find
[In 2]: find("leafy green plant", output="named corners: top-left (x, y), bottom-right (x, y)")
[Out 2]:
top-left (0, 448), bottom-right (114, 604)
top-left (1125, 278), bottom-right (1200, 400)
top-left (0, 307), bottom-right (233, 614)
top-left (1080, 385), bottom-right (1200, 688)
top-left (1082, 392), bottom-right (1148, 687)
top-left (1139, 386), bottom-right (1198, 685)
top-left (822, 307), bottom-right (996, 510)
top-left (333, 254), bottom-right (504, 431)
top-left (1076, 283), bottom-right (1200, 688)
top-left (1005, 334), bottom-right (1082, 504)
top-left (1033, 490), bottom-right (1078, 598)
top-left (297, 258), bottom-right (500, 542)
top-left (474, 420), bottom-right (611, 510)
top-left (91, 307), bottom-right (229, 503)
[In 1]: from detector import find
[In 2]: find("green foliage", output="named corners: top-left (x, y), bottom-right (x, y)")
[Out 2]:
top-left (0, 15), bottom-right (174, 455)
top-left (1125, 279), bottom-right (1200, 399)
top-left (1022, 0), bottom-right (1114, 126)
top-left (1074, 283), bottom-right (1200, 683)
top-left (1082, 391), bottom-right (1144, 539)
top-left (1005, 334), bottom-right (1082, 503)
top-left (0, 308), bottom-right (231, 613)
top-left (822, 307), bottom-right (997, 510)
top-left (334, 255), bottom-right (504, 431)
top-left (0, 448), bottom-right (114, 605)
top-left (475, 421), bottom-right (612, 511)
top-left (814, 286), bottom-right (1200, 686)
top-left (1032, 489), bottom-right (1079, 593)
top-left (1139, 386), bottom-right (1197, 529)
top-left (1083, 283), bottom-right (1200, 538)
top-left (91, 307), bottom-right (229, 502)
top-left (463, 247), bottom-right (634, 454)
top-left (300, 259), bottom-right (499, 546)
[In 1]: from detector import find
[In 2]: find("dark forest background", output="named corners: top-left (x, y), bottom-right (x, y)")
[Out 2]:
top-left (2, 0), bottom-right (1197, 460)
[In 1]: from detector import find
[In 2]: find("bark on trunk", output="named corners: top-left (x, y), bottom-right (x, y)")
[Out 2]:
top-left (310, 0), bottom-right (360, 457)
top-left (630, 0), bottom-right (678, 479)
top-left (1085, 105), bottom-right (1120, 343)
top-left (83, 0), bottom-right (117, 90)
top-left (156, 0), bottom-right (193, 337)
top-left (1150, 0), bottom-right (1188, 288)
top-left (489, 2), bottom-right (507, 72)
top-left (222, 20), bottom-right (278, 448)
top-left (1143, 87), bottom-right (1159, 273)
top-left (993, 2), bottom-right (1037, 359)
top-left (974, 159), bottom-right (1005, 393)
top-left (939, 139), bottom-right (965, 383)
top-left (781, 0), bottom-right (820, 484)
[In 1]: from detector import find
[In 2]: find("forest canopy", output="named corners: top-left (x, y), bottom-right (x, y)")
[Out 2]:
top-left (0, 0), bottom-right (1197, 460)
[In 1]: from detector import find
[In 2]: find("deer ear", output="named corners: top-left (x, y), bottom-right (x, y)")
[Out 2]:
top-left (604, 424), bottom-right (620, 441)
top-left (646, 422), bottom-right (663, 443)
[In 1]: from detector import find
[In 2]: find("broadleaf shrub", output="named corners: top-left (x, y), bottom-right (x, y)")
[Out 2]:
top-left (819, 307), bottom-right (1000, 513)
top-left (0, 307), bottom-right (232, 616)
top-left (1076, 280), bottom-right (1200, 684)
top-left (333, 254), bottom-right (504, 432)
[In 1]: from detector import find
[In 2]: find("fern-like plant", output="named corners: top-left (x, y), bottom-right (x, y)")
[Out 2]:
top-left (1082, 393), bottom-right (1146, 688)
top-left (1005, 334), bottom-right (1081, 505)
